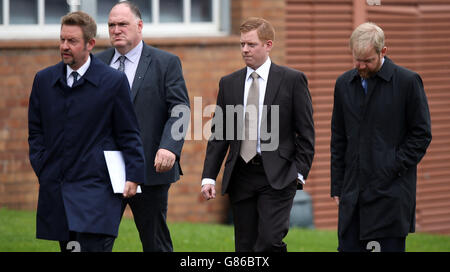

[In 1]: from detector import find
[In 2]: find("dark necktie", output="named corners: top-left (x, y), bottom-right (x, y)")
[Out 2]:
top-left (240, 72), bottom-right (260, 163)
top-left (71, 71), bottom-right (79, 87)
top-left (118, 56), bottom-right (126, 72)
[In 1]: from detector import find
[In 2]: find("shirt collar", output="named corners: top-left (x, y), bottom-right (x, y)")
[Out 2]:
top-left (379, 57), bottom-right (385, 71)
top-left (66, 55), bottom-right (91, 80)
top-left (112, 40), bottom-right (143, 65)
top-left (246, 57), bottom-right (271, 81)
top-left (376, 56), bottom-right (394, 82)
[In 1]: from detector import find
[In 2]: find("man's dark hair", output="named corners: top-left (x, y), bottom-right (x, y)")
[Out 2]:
top-left (113, 1), bottom-right (142, 20)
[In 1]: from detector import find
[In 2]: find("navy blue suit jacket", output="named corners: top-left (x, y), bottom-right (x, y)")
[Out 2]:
top-left (28, 54), bottom-right (146, 241)
top-left (96, 42), bottom-right (190, 186)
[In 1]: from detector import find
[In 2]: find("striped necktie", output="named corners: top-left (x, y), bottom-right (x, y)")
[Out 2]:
top-left (118, 55), bottom-right (126, 72)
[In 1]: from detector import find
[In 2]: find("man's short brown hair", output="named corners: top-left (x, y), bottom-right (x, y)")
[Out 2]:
top-left (240, 17), bottom-right (275, 42)
top-left (61, 11), bottom-right (97, 43)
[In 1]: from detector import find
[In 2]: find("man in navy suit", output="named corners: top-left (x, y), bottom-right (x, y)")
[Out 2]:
top-left (97, 1), bottom-right (190, 252)
top-left (28, 11), bottom-right (145, 252)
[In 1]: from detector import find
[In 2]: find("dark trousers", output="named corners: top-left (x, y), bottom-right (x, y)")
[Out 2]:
top-left (119, 184), bottom-right (173, 252)
top-left (59, 231), bottom-right (115, 252)
top-left (338, 204), bottom-right (406, 252)
top-left (228, 156), bottom-right (297, 252)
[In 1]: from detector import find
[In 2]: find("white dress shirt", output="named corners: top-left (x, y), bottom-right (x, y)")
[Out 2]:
top-left (66, 55), bottom-right (91, 87)
top-left (110, 41), bottom-right (143, 88)
top-left (201, 57), bottom-right (305, 186)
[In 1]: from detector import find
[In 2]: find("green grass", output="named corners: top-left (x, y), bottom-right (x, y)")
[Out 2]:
top-left (1, 208), bottom-right (449, 252)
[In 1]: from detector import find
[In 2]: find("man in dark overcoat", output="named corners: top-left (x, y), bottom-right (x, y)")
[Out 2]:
top-left (331, 22), bottom-right (432, 252)
top-left (28, 11), bottom-right (145, 252)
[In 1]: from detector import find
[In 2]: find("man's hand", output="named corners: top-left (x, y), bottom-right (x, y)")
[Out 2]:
top-left (123, 181), bottom-right (138, 198)
top-left (154, 148), bottom-right (176, 173)
top-left (333, 196), bottom-right (340, 205)
top-left (201, 184), bottom-right (216, 201)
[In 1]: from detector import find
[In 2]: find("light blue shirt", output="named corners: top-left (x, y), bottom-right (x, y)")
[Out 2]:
top-left (110, 41), bottom-right (143, 88)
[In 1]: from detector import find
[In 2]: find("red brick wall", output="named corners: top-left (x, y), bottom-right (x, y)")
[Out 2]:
top-left (232, 0), bottom-right (286, 64)
top-left (0, 46), bottom-right (59, 210)
top-left (0, 0), bottom-right (288, 224)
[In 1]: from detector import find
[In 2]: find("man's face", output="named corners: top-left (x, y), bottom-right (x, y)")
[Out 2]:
top-left (240, 29), bottom-right (272, 70)
top-left (60, 24), bottom-right (94, 70)
top-left (108, 4), bottom-right (143, 55)
top-left (353, 46), bottom-right (386, 78)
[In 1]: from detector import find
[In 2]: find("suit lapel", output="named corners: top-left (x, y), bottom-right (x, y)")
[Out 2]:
top-left (264, 63), bottom-right (283, 107)
top-left (231, 68), bottom-right (246, 152)
top-left (233, 68), bottom-right (247, 106)
top-left (101, 48), bottom-right (115, 65)
top-left (131, 43), bottom-right (152, 102)
top-left (232, 63), bottom-right (283, 108)
top-left (261, 63), bottom-right (283, 125)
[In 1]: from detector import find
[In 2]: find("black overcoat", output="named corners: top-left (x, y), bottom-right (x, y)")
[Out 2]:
top-left (331, 57), bottom-right (432, 240)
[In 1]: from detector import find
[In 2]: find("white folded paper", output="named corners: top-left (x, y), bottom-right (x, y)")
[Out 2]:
top-left (104, 151), bottom-right (142, 194)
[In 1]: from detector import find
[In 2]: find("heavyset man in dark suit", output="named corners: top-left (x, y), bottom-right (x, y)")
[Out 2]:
top-left (331, 22), bottom-right (432, 252)
top-left (97, 1), bottom-right (190, 252)
top-left (28, 11), bottom-right (146, 252)
top-left (201, 18), bottom-right (315, 252)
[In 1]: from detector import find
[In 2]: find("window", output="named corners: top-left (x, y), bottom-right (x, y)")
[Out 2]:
top-left (97, 0), bottom-right (117, 24)
top-left (0, 0), bottom-right (229, 39)
top-left (0, 0), bottom-right (3, 25)
top-left (45, 0), bottom-right (70, 24)
top-left (160, 0), bottom-right (183, 23)
top-left (192, 0), bottom-right (212, 22)
top-left (10, 0), bottom-right (38, 25)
